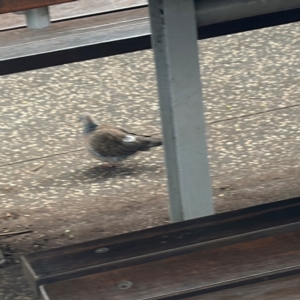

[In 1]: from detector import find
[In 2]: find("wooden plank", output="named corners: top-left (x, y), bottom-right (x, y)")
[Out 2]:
top-left (21, 196), bottom-right (300, 293)
top-left (0, 0), bottom-right (147, 30)
top-left (1, 7), bottom-right (149, 47)
top-left (2, 6), bottom-right (300, 75)
top-left (0, 7), bottom-right (151, 76)
top-left (0, 0), bottom-right (77, 14)
top-left (202, 275), bottom-right (300, 300)
top-left (40, 230), bottom-right (300, 299)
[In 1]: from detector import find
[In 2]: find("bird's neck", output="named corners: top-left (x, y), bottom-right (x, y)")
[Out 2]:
top-left (83, 123), bottom-right (97, 134)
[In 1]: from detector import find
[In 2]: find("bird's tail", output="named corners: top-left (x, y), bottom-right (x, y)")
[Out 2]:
top-left (147, 135), bottom-right (163, 148)
top-left (123, 129), bottom-right (163, 149)
top-left (137, 134), bottom-right (163, 150)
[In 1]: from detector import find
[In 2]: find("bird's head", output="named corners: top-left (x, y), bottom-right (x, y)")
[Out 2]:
top-left (78, 113), bottom-right (95, 125)
top-left (78, 113), bottom-right (98, 134)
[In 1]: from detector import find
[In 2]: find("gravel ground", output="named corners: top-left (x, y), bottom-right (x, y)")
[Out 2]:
top-left (1, 20), bottom-right (300, 299)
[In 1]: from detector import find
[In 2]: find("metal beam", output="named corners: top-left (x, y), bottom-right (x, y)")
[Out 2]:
top-left (149, 0), bottom-right (214, 222)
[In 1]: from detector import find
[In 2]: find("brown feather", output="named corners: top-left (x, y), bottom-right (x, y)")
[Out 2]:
top-left (79, 113), bottom-right (162, 164)
top-left (86, 125), bottom-right (162, 158)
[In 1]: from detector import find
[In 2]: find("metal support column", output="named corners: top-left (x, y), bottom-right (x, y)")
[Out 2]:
top-left (148, 0), bottom-right (214, 222)
top-left (25, 7), bottom-right (51, 29)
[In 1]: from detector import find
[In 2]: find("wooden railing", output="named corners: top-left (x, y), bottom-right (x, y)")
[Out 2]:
top-left (0, 0), bottom-right (76, 14)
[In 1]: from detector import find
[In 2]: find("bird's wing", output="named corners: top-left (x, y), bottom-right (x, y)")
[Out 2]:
top-left (87, 126), bottom-right (153, 157)
top-left (118, 127), bottom-right (153, 138)
top-left (118, 127), bottom-right (162, 139)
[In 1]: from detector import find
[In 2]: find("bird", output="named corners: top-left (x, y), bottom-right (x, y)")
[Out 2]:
top-left (78, 113), bottom-right (163, 167)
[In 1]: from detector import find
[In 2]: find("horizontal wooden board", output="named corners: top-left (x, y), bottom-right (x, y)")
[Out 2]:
top-left (0, 0), bottom-right (77, 14)
top-left (0, 0), bottom-right (147, 30)
top-left (2, 7), bottom-right (300, 75)
top-left (21, 196), bottom-right (300, 293)
top-left (0, 7), bottom-right (150, 76)
top-left (40, 230), bottom-right (300, 299)
top-left (202, 274), bottom-right (300, 300)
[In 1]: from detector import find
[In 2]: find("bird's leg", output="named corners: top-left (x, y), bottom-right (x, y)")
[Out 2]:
top-left (101, 163), bottom-right (118, 168)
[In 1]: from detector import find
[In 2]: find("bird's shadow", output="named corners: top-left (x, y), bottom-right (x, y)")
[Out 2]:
top-left (81, 163), bottom-right (163, 180)
top-left (55, 162), bottom-right (164, 186)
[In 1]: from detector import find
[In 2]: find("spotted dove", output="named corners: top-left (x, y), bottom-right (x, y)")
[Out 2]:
top-left (78, 113), bottom-right (162, 167)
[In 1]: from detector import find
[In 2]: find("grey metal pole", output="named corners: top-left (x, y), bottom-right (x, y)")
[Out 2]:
top-left (148, 0), bottom-right (214, 222)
